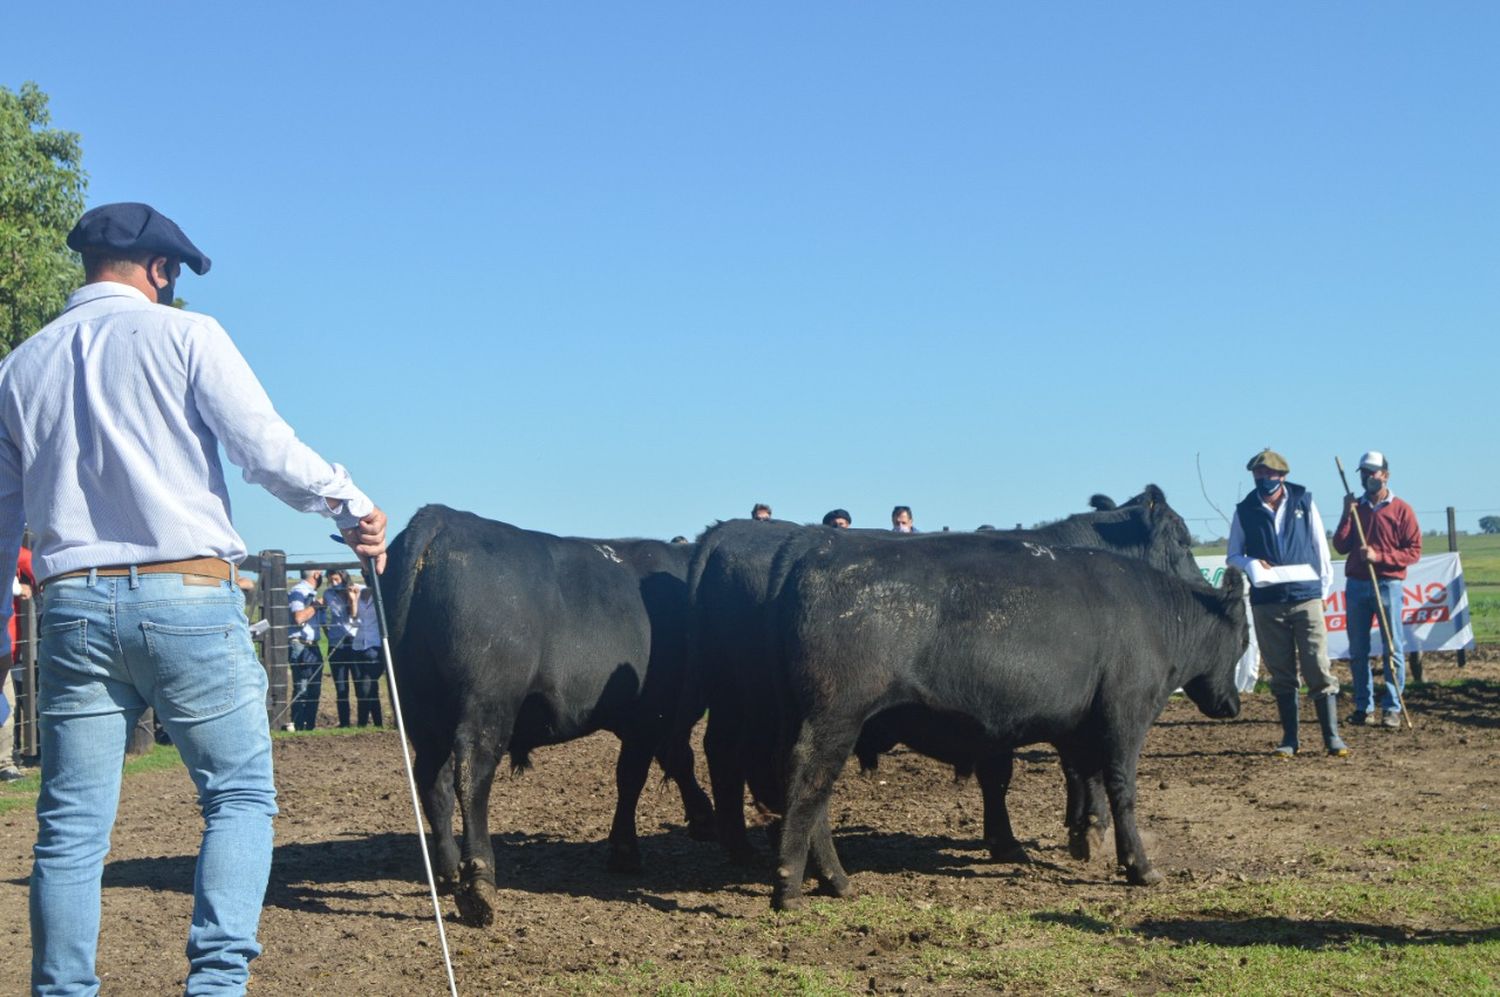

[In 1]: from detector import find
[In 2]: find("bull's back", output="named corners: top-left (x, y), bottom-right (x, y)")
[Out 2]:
top-left (781, 537), bottom-right (1174, 737)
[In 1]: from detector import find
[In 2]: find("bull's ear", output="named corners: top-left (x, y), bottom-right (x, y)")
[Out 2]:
top-left (1220, 566), bottom-right (1247, 602)
top-left (1088, 494), bottom-right (1117, 511)
top-left (1141, 484), bottom-right (1167, 512)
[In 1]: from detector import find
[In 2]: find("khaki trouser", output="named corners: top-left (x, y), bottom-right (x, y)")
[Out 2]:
top-left (1252, 597), bottom-right (1340, 698)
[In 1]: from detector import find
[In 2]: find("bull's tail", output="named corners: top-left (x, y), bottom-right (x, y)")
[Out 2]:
top-left (383, 504), bottom-right (448, 655)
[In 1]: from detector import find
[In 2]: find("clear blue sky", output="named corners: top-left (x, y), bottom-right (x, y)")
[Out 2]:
top-left (6, 3), bottom-right (1497, 560)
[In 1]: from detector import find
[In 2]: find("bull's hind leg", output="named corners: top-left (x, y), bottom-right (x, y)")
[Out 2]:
top-left (452, 724), bottom-right (510, 927)
top-left (608, 737), bottom-right (656, 873)
top-left (1100, 738), bottom-right (1161, 886)
top-left (975, 751), bottom-right (1027, 862)
top-left (413, 746), bottom-right (460, 892)
top-left (807, 804), bottom-right (853, 899)
top-left (772, 715), bottom-right (859, 911)
top-left (1057, 742), bottom-right (1110, 861)
top-left (656, 733), bottom-right (716, 843)
top-left (704, 709), bottom-right (758, 864)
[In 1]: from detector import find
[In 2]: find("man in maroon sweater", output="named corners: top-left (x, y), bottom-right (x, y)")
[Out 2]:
top-left (1332, 450), bottom-right (1422, 728)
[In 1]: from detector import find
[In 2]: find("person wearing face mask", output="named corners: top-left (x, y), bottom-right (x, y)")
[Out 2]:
top-left (1226, 449), bottom-right (1348, 758)
top-left (0, 202), bottom-right (389, 993)
top-left (1332, 450), bottom-right (1421, 729)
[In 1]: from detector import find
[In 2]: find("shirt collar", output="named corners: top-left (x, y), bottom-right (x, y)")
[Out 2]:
top-left (1359, 490), bottom-right (1396, 509)
top-left (64, 281), bottom-right (152, 310)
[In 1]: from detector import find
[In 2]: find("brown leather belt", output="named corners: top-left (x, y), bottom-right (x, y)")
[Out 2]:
top-left (42, 556), bottom-right (235, 589)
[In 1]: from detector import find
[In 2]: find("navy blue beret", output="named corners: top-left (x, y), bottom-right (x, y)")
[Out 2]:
top-left (67, 202), bottom-right (212, 275)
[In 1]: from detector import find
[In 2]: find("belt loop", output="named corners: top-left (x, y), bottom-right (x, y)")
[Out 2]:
top-left (87, 567), bottom-right (98, 586)
top-left (128, 565), bottom-right (140, 590)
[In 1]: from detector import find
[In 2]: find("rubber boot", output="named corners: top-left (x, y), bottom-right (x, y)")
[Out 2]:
top-left (1313, 693), bottom-right (1350, 757)
top-left (1272, 692), bottom-right (1299, 758)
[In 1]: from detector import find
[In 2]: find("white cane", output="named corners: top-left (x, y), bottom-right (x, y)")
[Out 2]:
top-left (339, 537), bottom-right (460, 996)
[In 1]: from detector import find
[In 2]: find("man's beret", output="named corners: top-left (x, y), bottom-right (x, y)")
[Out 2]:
top-left (1246, 448), bottom-right (1290, 473)
top-left (67, 202), bottom-right (211, 275)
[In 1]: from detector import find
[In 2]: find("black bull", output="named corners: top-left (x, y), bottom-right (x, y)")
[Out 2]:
top-left (769, 531), bottom-right (1247, 910)
top-left (383, 505), bottom-right (714, 927)
top-left (682, 485), bottom-right (1207, 865)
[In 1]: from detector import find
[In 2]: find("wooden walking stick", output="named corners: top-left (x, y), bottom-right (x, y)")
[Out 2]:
top-left (1335, 458), bottom-right (1414, 729)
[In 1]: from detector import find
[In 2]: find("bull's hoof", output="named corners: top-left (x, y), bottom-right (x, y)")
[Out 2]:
top-left (1068, 826), bottom-right (1106, 862)
top-left (770, 887), bottom-right (802, 912)
top-left (606, 844), bottom-right (643, 874)
top-left (1125, 864), bottom-right (1163, 887)
top-left (435, 872), bottom-right (459, 896)
top-left (454, 878), bottom-right (497, 927)
top-left (987, 840), bottom-right (1030, 864)
top-left (816, 874), bottom-right (854, 899)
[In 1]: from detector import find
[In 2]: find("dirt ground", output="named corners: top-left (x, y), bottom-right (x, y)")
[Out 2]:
top-left (2, 650), bottom-right (1496, 995)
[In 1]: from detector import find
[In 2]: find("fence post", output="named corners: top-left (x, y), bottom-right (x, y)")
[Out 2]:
top-left (16, 593), bottom-right (38, 763)
top-left (261, 550), bottom-right (292, 730)
top-left (1448, 507), bottom-right (1465, 669)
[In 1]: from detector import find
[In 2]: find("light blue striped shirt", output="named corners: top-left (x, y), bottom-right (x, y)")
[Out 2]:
top-left (0, 282), bottom-right (373, 636)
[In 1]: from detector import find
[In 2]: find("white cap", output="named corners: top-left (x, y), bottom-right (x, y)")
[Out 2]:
top-left (1358, 450), bottom-right (1387, 472)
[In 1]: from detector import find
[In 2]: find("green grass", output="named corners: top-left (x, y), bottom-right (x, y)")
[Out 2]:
top-left (1195, 530), bottom-right (1500, 645)
top-left (545, 826), bottom-right (1500, 994)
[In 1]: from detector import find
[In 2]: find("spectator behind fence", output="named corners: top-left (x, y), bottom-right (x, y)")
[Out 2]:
top-left (0, 201), bottom-right (388, 994)
top-left (351, 576), bottom-right (384, 727)
top-left (288, 569), bottom-right (326, 731)
top-left (323, 568), bottom-right (359, 728)
top-left (891, 505), bottom-right (916, 533)
top-left (751, 503), bottom-right (772, 521)
top-left (822, 509), bottom-right (852, 528)
top-left (1, 545), bottom-right (32, 780)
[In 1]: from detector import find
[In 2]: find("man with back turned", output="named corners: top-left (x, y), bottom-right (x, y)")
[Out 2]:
top-left (0, 202), bottom-right (389, 994)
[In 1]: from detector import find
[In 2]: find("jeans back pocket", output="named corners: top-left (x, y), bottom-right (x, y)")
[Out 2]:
top-left (141, 620), bottom-right (241, 720)
top-left (37, 618), bottom-right (107, 715)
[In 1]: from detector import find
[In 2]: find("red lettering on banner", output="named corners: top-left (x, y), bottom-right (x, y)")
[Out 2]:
top-left (1327, 613), bottom-right (1347, 632)
top-left (1402, 583), bottom-right (1422, 606)
top-left (1323, 591), bottom-right (1344, 613)
top-left (1423, 582), bottom-right (1448, 604)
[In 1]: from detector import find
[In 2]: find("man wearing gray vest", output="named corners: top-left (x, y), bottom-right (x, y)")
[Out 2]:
top-left (1226, 449), bottom-right (1348, 758)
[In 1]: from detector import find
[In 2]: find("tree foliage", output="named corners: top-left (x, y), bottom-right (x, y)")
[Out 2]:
top-left (0, 82), bottom-right (87, 357)
top-left (1481, 516), bottom-right (1500, 535)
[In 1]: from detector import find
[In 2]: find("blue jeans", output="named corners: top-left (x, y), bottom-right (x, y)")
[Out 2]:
top-left (1345, 576), bottom-right (1407, 714)
top-left (352, 646), bottom-right (384, 727)
top-left (327, 644), bottom-right (355, 727)
top-left (289, 643), bottom-right (323, 731)
top-left (31, 572), bottom-right (277, 996)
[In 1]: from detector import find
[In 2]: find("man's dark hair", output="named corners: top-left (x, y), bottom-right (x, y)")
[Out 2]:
top-left (81, 249), bottom-right (158, 279)
top-left (822, 509), bottom-right (851, 526)
top-left (751, 503), bottom-right (772, 517)
top-left (891, 505), bottom-right (912, 519)
top-left (976, 524), bottom-right (996, 531)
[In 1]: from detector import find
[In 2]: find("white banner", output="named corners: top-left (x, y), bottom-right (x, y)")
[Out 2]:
top-left (1320, 551), bottom-right (1475, 659)
top-left (1195, 552), bottom-right (1475, 687)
